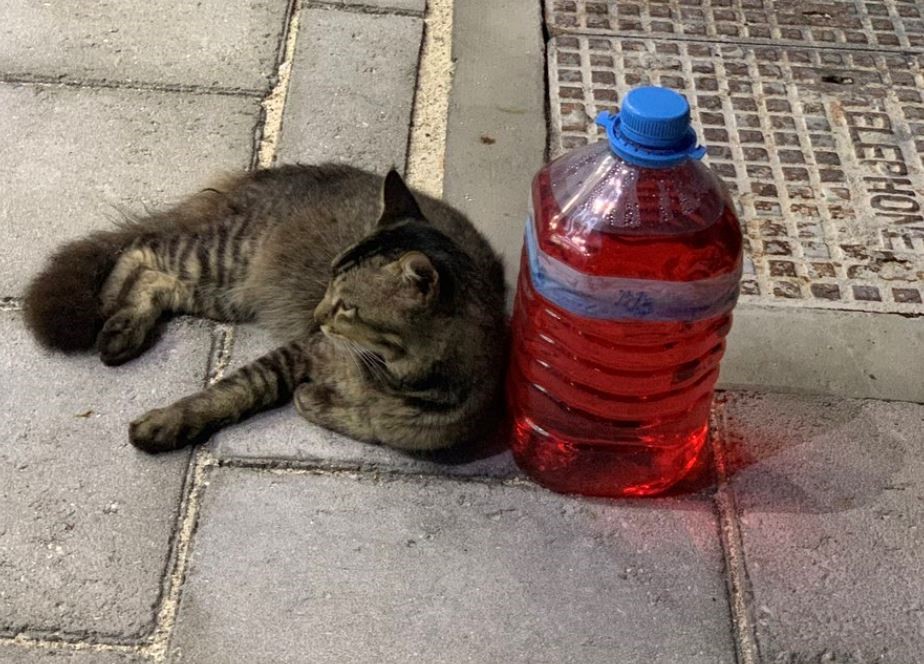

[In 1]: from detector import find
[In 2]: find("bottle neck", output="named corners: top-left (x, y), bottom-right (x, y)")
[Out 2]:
top-left (596, 112), bottom-right (706, 169)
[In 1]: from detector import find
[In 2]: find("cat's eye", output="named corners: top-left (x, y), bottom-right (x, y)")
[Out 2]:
top-left (336, 305), bottom-right (357, 319)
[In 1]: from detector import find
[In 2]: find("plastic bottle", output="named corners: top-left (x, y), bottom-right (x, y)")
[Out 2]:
top-left (507, 86), bottom-right (743, 497)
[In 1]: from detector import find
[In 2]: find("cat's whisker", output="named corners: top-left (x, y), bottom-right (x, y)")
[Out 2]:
top-left (329, 336), bottom-right (358, 365)
top-left (360, 350), bottom-right (386, 372)
top-left (339, 338), bottom-right (369, 378)
top-left (344, 341), bottom-right (388, 384)
top-left (361, 353), bottom-right (390, 384)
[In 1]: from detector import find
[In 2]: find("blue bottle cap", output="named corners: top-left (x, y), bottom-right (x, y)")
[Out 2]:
top-left (595, 86), bottom-right (707, 168)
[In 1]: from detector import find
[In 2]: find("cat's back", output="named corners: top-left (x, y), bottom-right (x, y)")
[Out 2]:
top-left (233, 163), bottom-right (380, 235)
top-left (247, 163), bottom-right (504, 288)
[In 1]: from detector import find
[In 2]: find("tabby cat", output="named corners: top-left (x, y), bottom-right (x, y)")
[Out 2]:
top-left (24, 164), bottom-right (507, 454)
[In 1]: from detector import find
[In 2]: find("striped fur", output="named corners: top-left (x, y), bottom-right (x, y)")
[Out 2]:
top-left (24, 164), bottom-right (507, 453)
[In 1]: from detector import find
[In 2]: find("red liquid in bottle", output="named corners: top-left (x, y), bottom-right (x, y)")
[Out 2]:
top-left (507, 144), bottom-right (743, 497)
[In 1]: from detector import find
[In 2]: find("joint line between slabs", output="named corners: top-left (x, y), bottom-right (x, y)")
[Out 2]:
top-left (254, 0), bottom-right (303, 170)
top-left (304, 1), bottom-right (423, 18)
top-left (0, 73), bottom-right (264, 98)
top-left (0, 634), bottom-right (142, 654)
top-left (145, 450), bottom-right (216, 663)
top-left (1, 297), bottom-right (24, 311)
top-left (711, 398), bottom-right (760, 664)
top-left (405, 0), bottom-right (454, 198)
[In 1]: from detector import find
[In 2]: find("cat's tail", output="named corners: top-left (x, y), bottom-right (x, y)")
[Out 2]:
top-left (23, 231), bottom-right (131, 352)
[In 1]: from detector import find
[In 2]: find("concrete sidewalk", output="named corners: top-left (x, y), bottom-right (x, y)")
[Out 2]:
top-left (1, 1), bottom-right (922, 663)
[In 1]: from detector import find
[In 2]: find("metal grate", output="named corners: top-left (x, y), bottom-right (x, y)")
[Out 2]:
top-left (549, 36), bottom-right (924, 313)
top-left (545, 0), bottom-right (924, 51)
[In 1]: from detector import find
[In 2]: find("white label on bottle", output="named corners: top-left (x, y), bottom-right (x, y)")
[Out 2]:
top-left (525, 218), bottom-right (742, 322)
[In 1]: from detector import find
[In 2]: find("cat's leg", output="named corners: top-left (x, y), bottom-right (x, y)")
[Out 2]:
top-left (97, 230), bottom-right (256, 365)
top-left (97, 247), bottom-right (194, 365)
top-left (293, 383), bottom-right (456, 451)
top-left (292, 382), bottom-right (378, 443)
top-left (129, 339), bottom-right (311, 453)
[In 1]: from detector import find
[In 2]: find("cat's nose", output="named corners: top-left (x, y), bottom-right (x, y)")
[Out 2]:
top-left (313, 299), bottom-right (330, 322)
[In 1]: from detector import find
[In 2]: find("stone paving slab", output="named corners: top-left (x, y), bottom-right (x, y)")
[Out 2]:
top-left (208, 325), bottom-right (519, 477)
top-left (276, 7), bottom-right (422, 172)
top-left (0, 0), bottom-right (290, 91)
top-left (0, 83), bottom-right (260, 297)
top-left (0, 647), bottom-right (146, 663)
top-left (442, 0), bottom-right (547, 307)
top-left (721, 392), bottom-right (924, 662)
top-left (544, 0), bottom-right (924, 51)
top-left (549, 36), bottom-right (924, 316)
top-left (720, 306), bottom-right (924, 402)
top-left (0, 311), bottom-right (210, 638)
top-left (168, 468), bottom-right (734, 664)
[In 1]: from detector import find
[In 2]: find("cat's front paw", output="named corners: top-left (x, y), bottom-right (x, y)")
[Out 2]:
top-left (130, 406), bottom-right (198, 454)
top-left (98, 309), bottom-right (152, 366)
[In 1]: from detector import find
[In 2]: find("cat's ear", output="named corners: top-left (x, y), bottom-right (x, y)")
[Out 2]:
top-left (377, 169), bottom-right (424, 228)
top-left (390, 251), bottom-right (439, 301)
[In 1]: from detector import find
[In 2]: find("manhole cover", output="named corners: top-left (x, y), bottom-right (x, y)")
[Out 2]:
top-left (548, 36), bottom-right (924, 314)
top-left (545, 1), bottom-right (924, 51)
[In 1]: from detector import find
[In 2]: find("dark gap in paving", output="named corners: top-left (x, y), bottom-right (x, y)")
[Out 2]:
top-left (0, 74), bottom-right (266, 98)
top-left (304, 1), bottom-right (425, 18)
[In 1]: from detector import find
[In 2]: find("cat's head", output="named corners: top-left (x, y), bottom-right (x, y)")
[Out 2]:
top-left (314, 169), bottom-right (472, 362)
